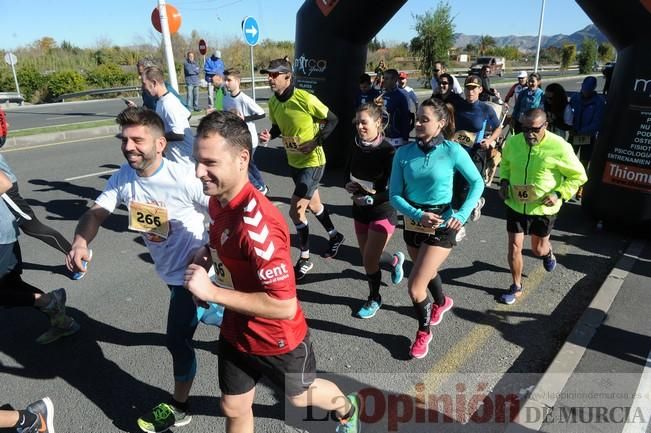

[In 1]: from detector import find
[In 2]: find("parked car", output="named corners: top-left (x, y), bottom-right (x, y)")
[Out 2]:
top-left (469, 56), bottom-right (505, 77)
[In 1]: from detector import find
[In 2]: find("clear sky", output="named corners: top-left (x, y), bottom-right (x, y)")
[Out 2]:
top-left (1, 0), bottom-right (592, 50)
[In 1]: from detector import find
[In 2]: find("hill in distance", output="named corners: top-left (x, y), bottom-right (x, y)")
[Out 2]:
top-left (454, 24), bottom-right (607, 52)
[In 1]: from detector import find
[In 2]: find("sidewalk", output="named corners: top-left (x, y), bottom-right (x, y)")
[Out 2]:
top-left (510, 239), bottom-right (651, 432)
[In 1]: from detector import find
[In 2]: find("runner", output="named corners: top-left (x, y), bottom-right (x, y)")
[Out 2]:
top-left (1, 162), bottom-right (79, 344)
top-left (65, 107), bottom-right (214, 432)
top-left (186, 110), bottom-right (360, 433)
top-left (447, 75), bottom-right (502, 222)
top-left (258, 58), bottom-right (343, 282)
top-left (223, 68), bottom-right (269, 195)
top-left (389, 98), bottom-right (484, 359)
top-left (347, 102), bottom-right (404, 319)
top-left (0, 154), bottom-right (72, 271)
top-left (498, 109), bottom-right (587, 304)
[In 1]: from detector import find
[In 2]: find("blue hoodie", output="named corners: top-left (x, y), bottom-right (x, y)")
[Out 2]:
top-left (204, 56), bottom-right (225, 79)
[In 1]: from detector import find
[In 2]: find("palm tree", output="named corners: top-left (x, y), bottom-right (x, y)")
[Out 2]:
top-left (478, 35), bottom-right (496, 55)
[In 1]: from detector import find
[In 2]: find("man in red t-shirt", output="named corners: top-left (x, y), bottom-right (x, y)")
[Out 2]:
top-left (184, 111), bottom-right (360, 433)
top-left (0, 107), bottom-right (8, 148)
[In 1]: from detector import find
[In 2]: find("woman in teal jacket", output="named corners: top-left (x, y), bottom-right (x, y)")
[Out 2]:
top-left (389, 98), bottom-right (484, 359)
top-left (513, 72), bottom-right (544, 133)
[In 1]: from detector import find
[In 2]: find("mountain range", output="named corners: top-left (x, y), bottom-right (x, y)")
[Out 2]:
top-left (453, 24), bottom-right (608, 52)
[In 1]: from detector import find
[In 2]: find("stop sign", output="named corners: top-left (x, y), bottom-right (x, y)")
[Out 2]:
top-left (198, 39), bottom-right (207, 55)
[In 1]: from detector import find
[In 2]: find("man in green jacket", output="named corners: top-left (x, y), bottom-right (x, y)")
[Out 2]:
top-left (498, 108), bottom-right (587, 304)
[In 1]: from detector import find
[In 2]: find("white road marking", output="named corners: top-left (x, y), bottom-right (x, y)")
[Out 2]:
top-left (45, 116), bottom-right (74, 121)
top-left (622, 349), bottom-right (651, 433)
top-left (65, 169), bottom-right (118, 182)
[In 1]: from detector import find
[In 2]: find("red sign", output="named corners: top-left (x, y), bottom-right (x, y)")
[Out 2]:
top-left (316, 0), bottom-right (340, 16)
top-left (198, 39), bottom-right (207, 55)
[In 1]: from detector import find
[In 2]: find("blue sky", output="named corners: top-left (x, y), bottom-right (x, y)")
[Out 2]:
top-left (2, 0), bottom-right (592, 50)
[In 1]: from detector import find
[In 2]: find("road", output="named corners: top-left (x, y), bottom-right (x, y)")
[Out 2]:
top-left (0, 117), bottom-right (630, 432)
top-left (3, 76), bottom-right (603, 131)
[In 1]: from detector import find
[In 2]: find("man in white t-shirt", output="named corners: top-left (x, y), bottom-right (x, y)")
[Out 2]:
top-left (66, 107), bottom-right (211, 433)
top-left (142, 66), bottom-right (194, 165)
top-left (223, 68), bottom-right (268, 194)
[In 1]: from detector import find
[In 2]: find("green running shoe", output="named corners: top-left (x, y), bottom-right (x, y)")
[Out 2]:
top-left (137, 403), bottom-right (191, 433)
top-left (336, 393), bottom-right (360, 433)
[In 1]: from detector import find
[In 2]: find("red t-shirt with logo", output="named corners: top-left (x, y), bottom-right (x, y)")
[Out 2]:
top-left (208, 182), bottom-right (308, 355)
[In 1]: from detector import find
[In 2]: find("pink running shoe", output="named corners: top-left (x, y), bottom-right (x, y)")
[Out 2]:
top-left (430, 296), bottom-right (454, 326)
top-left (410, 330), bottom-right (433, 359)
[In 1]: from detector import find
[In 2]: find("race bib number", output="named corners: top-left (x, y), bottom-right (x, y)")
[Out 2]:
top-left (512, 184), bottom-right (537, 203)
top-left (209, 247), bottom-right (234, 289)
top-left (128, 201), bottom-right (170, 239)
top-left (404, 217), bottom-right (437, 234)
top-left (573, 134), bottom-right (591, 146)
top-left (350, 174), bottom-right (376, 194)
top-left (282, 136), bottom-right (303, 153)
top-left (452, 130), bottom-right (477, 148)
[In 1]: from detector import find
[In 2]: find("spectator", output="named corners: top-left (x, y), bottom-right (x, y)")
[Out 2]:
top-left (503, 71), bottom-right (529, 108)
top-left (183, 51), bottom-right (200, 112)
top-left (430, 61), bottom-right (462, 96)
top-left (432, 73), bottom-right (455, 102)
top-left (381, 69), bottom-right (411, 148)
top-left (479, 65), bottom-right (499, 102)
top-left (355, 73), bottom-right (380, 108)
top-left (398, 71), bottom-right (419, 128)
top-left (543, 83), bottom-right (573, 139)
top-left (204, 50), bottom-right (225, 109)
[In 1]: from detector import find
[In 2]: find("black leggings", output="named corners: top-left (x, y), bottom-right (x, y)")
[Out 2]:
top-left (5, 183), bottom-right (71, 255)
top-left (0, 243), bottom-right (42, 307)
top-left (452, 148), bottom-right (486, 210)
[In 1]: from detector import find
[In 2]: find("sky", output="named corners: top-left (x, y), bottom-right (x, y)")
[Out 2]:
top-left (1, 0), bottom-right (593, 51)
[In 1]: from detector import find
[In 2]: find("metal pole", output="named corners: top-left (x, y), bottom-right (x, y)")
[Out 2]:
top-left (250, 46), bottom-right (256, 101)
top-left (9, 59), bottom-right (20, 95)
top-left (534, 0), bottom-right (546, 73)
top-left (158, 0), bottom-right (179, 92)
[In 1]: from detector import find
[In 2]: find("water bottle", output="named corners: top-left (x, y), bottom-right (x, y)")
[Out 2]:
top-left (199, 302), bottom-right (224, 327)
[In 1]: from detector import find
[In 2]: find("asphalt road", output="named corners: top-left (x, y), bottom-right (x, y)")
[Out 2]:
top-left (0, 117), bottom-right (630, 432)
top-left (3, 76), bottom-right (603, 131)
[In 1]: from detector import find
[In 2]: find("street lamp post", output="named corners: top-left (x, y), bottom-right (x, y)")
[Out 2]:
top-left (534, 0), bottom-right (546, 73)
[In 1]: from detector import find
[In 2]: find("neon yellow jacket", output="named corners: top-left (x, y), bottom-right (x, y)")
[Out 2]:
top-left (500, 130), bottom-right (587, 215)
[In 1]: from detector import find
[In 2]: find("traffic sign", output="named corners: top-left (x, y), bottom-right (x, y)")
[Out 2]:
top-left (242, 16), bottom-right (260, 46)
top-left (198, 39), bottom-right (207, 55)
top-left (4, 52), bottom-right (17, 65)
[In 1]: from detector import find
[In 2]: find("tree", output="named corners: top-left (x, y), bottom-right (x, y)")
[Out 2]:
top-left (560, 44), bottom-right (576, 70)
top-left (577, 38), bottom-right (598, 74)
top-left (410, 1), bottom-right (455, 82)
top-left (478, 35), bottom-right (496, 55)
top-left (597, 42), bottom-right (615, 62)
top-left (465, 43), bottom-right (477, 57)
top-left (34, 37), bottom-right (57, 52)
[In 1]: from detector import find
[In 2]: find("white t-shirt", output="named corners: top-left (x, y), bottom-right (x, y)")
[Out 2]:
top-left (223, 91), bottom-right (265, 148)
top-left (95, 159), bottom-right (209, 285)
top-left (156, 92), bottom-right (194, 165)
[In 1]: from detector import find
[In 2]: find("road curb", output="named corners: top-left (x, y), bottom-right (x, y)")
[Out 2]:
top-left (3, 125), bottom-right (120, 149)
top-left (507, 238), bottom-right (648, 432)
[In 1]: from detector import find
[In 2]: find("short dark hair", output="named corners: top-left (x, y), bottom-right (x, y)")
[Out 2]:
top-left (224, 68), bottom-right (241, 79)
top-left (359, 73), bottom-right (372, 84)
top-left (384, 69), bottom-right (399, 79)
top-left (523, 108), bottom-right (547, 123)
top-left (116, 107), bottom-right (164, 137)
top-left (196, 111), bottom-right (252, 155)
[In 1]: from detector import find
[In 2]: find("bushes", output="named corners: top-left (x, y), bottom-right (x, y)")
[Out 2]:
top-left (44, 70), bottom-right (86, 101)
top-left (85, 63), bottom-right (132, 89)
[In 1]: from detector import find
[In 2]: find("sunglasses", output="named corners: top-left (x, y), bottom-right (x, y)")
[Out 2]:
top-left (522, 124), bottom-right (546, 133)
top-left (432, 68), bottom-right (441, 72)
top-left (440, 81), bottom-right (450, 86)
top-left (268, 72), bottom-right (285, 78)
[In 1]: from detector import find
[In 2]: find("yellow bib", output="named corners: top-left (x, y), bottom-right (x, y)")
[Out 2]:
top-left (128, 201), bottom-right (170, 239)
top-left (209, 247), bottom-right (234, 289)
top-left (511, 184), bottom-right (537, 203)
top-left (404, 217), bottom-right (437, 234)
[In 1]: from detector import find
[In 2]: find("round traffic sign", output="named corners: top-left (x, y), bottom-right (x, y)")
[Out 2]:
top-left (4, 52), bottom-right (17, 65)
top-left (242, 16), bottom-right (260, 46)
top-left (198, 39), bottom-right (207, 55)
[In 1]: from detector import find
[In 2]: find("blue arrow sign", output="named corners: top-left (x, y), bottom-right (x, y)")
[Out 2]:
top-left (242, 16), bottom-right (260, 46)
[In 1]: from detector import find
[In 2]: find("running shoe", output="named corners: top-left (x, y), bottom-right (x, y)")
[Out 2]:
top-left (391, 251), bottom-right (405, 285)
top-left (324, 232), bottom-right (345, 258)
top-left (357, 299), bottom-right (381, 319)
top-left (470, 197), bottom-right (485, 222)
top-left (430, 296), bottom-right (454, 326)
top-left (335, 393), bottom-right (360, 433)
top-left (137, 403), bottom-right (192, 433)
top-left (36, 316), bottom-right (80, 344)
top-left (20, 397), bottom-right (55, 433)
top-left (455, 226), bottom-right (467, 243)
top-left (410, 330), bottom-right (433, 359)
top-left (294, 257), bottom-right (314, 281)
top-left (40, 288), bottom-right (66, 320)
top-left (258, 185), bottom-right (269, 196)
top-left (500, 284), bottom-right (524, 305)
top-left (543, 249), bottom-right (557, 272)
top-left (71, 249), bottom-right (92, 280)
